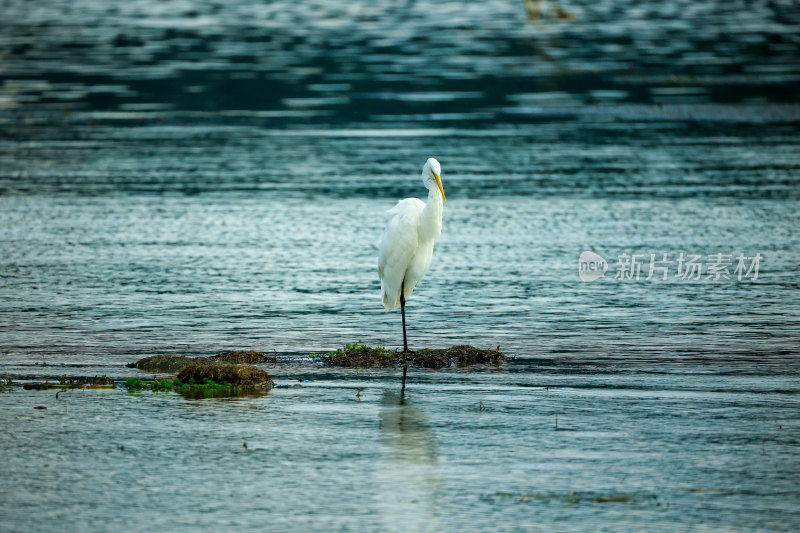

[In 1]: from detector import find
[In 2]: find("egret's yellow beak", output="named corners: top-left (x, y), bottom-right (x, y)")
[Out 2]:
top-left (434, 172), bottom-right (446, 203)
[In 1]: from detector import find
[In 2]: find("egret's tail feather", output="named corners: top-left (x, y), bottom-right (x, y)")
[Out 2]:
top-left (381, 282), bottom-right (400, 312)
top-left (382, 292), bottom-right (399, 312)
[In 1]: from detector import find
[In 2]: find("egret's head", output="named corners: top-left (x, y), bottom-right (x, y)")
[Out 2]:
top-left (422, 157), bottom-right (446, 202)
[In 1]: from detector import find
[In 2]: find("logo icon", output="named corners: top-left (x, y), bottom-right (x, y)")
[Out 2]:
top-left (578, 251), bottom-right (607, 282)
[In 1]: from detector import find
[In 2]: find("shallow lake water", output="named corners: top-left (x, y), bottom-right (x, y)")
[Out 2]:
top-left (2, 358), bottom-right (799, 532)
top-left (1, 0), bottom-right (799, 530)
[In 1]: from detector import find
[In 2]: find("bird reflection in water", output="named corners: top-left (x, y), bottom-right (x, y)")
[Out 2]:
top-left (377, 390), bottom-right (444, 532)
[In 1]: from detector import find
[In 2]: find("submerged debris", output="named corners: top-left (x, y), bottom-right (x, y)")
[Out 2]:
top-left (177, 362), bottom-right (274, 388)
top-left (316, 342), bottom-right (505, 369)
top-left (481, 491), bottom-right (657, 505)
top-left (23, 375), bottom-right (116, 390)
top-left (414, 345), bottom-right (506, 368)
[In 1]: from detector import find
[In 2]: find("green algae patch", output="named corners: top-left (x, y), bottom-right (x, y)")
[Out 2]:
top-left (126, 378), bottom-right (147, 390)
top-left (126, 376), bottom-right (247, 398)
top-left (126, 378), bottom-right (178, 391)
top-left (125, 361), bottom-right (274, 396)
top-left (209, 350), bottom-right (277, 364)
top-left (177, 362), bottom-right (274, 389)
top-left (315, 342), bottom-right (505, 369)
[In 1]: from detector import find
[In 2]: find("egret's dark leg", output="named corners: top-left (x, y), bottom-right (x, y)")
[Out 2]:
top-left (400, 280), bottom-right (409, 397)
top-left (400, 280), bottom-right (408, 353)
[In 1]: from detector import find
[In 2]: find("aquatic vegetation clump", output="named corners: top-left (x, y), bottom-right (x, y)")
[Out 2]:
top-left (414, 345), bottom-right (505, 368)
top-left (316, 343), bottom-right (505, 369)
top-left (177, 362), bottom-right (274, 388)
top-left (128, 351), bottom-right (276, 373)
top-left (313, 341), bottom-right (393, 367)
top-left (209, 350), bottom-right (277, 364)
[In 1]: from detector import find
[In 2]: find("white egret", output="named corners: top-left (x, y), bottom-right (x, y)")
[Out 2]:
top-left (378, 157), bottom-right (446, 354)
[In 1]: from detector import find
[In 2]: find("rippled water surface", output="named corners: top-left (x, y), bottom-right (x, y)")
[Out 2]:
top-left (1, 0), bottom-right (799, 530)
top-left (2, 360), bottom-right (799, 532)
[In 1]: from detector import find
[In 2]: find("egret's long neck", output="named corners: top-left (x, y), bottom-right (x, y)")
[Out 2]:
top-left (420, 185), bottom-right (444, 241)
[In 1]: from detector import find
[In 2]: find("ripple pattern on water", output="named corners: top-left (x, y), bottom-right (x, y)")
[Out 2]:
top-left (0, 125), bottom-right (798, 361)
top-left (1, 0), bottom-right (799, 125)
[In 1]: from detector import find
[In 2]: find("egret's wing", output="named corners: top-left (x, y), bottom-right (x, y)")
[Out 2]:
top-left (378, 198), bottom-right (424, 311)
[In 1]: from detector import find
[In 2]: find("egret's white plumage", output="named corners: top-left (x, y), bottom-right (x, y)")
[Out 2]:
top-left (378, 158), bottom-right (446, 313)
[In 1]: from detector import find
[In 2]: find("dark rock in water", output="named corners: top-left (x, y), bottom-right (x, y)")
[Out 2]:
top-left (131, 354), bottom-right (198, 372)
top-left (34, 405), bottom-right (47, 409)
top-left (319, 344), bottom-right (505, 369)
top-left (177, 362), bottom-right (274, 388)
top-left (209, 351), bottom-right (276, 364)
